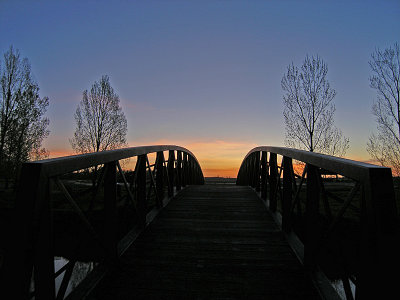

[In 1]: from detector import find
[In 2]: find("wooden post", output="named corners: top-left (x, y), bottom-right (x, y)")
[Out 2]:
top-left (269, 153), bottom-right (278, 212)
top-left (104, 161), bottom-right (118, 262)
top-left (176, 151), bottom-right (182, 191)
top-left (2, 163), bottom-right (55, 299)
top-left (193, 160), bottom-right (198, 184)
top-left (237, 161), bottom-right (245, 186)
top-left (356, 168), bottom-right (398, 299)
top-left (34, 174), bottom-right (55, 299)
top-left (162, 152), bottom-right (170, 195)
top-left (247, 158), bottom-right (252, 186)
top-left (155, 151), bottom-right (165, 207)
top-left (182, 153), bottom-right (188, 187)
top-left (196, 160), bottom-right (204, 185)
top-left (167, 150), bottom-right (175, 196)
top-left (305, 164), bottom-right (320, 269)
top-left (236, 166), bottom-right (241, 185)
top-left (260, 151), bottom-right (268, 200)
top-left (247, 159), bottom-right (250, 186)
top-left (249, 154), bottom-right (256, 188)
top-left (187, 155), bottom-right (193, 184)
top-left (282, 156), bottom-right (293, 233)
top-left (255, 151), bottom-right (261, 192)
top-left (244, 158), bottom-right (250, 186)
top-left (136, 155), bottom-right (147, 228)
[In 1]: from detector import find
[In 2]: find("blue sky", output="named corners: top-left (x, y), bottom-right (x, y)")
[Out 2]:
top-left (1, 0), bottom-right (399, 176)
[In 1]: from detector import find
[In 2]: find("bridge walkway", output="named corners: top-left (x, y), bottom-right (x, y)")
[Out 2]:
top-left (88, 184), bottom-right (321, 299)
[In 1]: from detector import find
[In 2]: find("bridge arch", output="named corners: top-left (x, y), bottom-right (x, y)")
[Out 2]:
top-left (237, 146), bottom-right (398, 299)
top-left (2, 145), bottom-right (204, 299)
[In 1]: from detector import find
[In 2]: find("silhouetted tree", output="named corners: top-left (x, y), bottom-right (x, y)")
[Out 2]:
top-left (0, 46), bottom-right (50, 185)
top-left (281, 55), bottom-right (349, 156)
top-left (70, 75), bottom-right (127, 154)
top-left (367, 42), bottom-right (400, 175)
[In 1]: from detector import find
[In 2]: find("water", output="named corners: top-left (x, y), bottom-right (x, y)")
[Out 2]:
top-left (54, 257), bottom-right (94, 298)
top-left (30, 257), bottom-right (95, 299)
top-left (332, 279), bottom-right (356, 299)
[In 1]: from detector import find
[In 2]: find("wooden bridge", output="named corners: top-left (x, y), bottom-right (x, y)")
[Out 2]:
top-left (0, 145), bottom-right (399, 299)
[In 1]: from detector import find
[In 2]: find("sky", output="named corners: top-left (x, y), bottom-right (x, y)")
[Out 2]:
top-left (1, 0), bottom-right (399, 177)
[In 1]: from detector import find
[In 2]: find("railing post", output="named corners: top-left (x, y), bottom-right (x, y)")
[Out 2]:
top-left (34, 175), bottom-right (55, 300)
top-left (255, 151), bottom-right (261, 192)
top-left (269, 153), bottom-right (278, 212)
top-left (167, 150), bottom-right (175, 196)
top-left (104, 161), bottom-right (118, 261)
top-left (249, 153), bottom-right (256, 188)
top-left (243, 158), bottom-right (250, 186)
top-left (188, 155), bottom-right (193, 184)
top-left (356, 168), bottom-right (398, 299)
top-left (136, 155), bottom-right (147, 228)
top-left (239, 159), bottom-right (245, 185)
top-left (247, 158), bottom-right (251, 186)
top-left (182, 153), bottom-right (187, 187)
top-left (260, 151), bottom-right (268, 200)
top-left (155, 151), bottom-right (165, 207)
top-left (176, 151), bottom-right (182, 191)
top-left (282, 156), bottom-right (293, 233)
top-left (248, 154), bottom-right (253, 187)
top-left (194, 158), bottom-right (204, 185)
top-left (2, 163), bottom-right (55, 299)
top-left (305, 164), bottom-right (320, 269)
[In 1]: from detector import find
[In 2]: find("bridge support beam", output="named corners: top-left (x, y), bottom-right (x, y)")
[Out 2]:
top-left (260, 151), bottom-right (268, 200)
top-left (254, 151), bottom-right (261, 192)
top-left (155, 151), bottom-right (165, 207)
top-left (188, 155), bottom-right (193, 184)
top-left (282, 156), bottom-right (293, 233)
top-left (356, 168), bottom-right (398, 299)
top-left (182, 153), bottom-right (188, 187)
top-left (104, 161), bottom-right (118, 261)
top-left (167, 150), bottom-right (175, 197)
top-left (176, 151), bottom-right (182, 191)
top-left (136, 155), bottom-right (147, 228)
top-left (305, 164), bottom-right (320, 269)
top-left (269, 153), bottom-right (278, 212)
top-left (1, 164), bottom-right (55, 299)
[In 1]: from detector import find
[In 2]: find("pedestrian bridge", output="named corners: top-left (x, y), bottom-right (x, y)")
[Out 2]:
top-left (0, 145), bottom-right (398, 299)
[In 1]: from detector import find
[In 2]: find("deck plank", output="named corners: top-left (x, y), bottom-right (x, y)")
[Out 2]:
top-left (89, 184), bottom-right (321, 299)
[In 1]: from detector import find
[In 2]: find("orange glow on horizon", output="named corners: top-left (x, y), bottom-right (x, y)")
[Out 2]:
top-left (202, 168), bottom-right (238, 178)
top-left (48, 149), bottom-right (75, 159)
top-left (145, 139), bottom-right (257, 178)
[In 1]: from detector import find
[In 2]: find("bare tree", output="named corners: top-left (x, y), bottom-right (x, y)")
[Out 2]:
top-left (281, 55), bottom-right (349, 156)
top-left (70, 75), bottom-right (127, 154)
top-left (0, 46), bottom-right (50, 184)
top-left (367, 42), bottom-right (400, 175)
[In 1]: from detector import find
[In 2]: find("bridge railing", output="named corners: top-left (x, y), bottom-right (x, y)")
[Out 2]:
top-left (236, 146), bottom-right (398, 300)
top-left (2, 145), bottom-right (204, 300)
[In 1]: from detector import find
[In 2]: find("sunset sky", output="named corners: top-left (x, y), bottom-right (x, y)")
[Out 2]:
top-left (1, 0), bottom-right (399, 177)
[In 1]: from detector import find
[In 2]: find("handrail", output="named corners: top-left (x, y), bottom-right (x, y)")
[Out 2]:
top-left (239, 146), bottom-right (383, 182)
top-left (1, 145), bottom-right (204, 300)
top-left (33, 145), bottom-right (201, 177)
top-left (236, 146), bottom-right (398, 299)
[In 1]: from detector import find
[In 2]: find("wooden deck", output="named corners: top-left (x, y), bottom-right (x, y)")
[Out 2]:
top-left (88, 184), bottom-right (322, 299)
